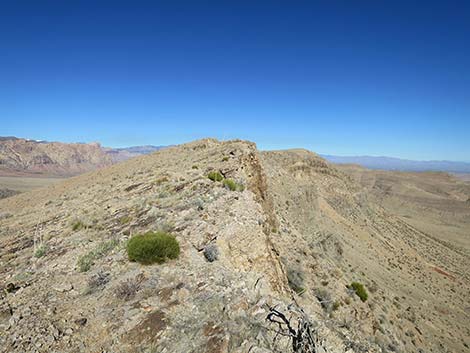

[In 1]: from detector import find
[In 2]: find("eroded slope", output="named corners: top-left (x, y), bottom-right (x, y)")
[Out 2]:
top-left (261, 149), bottom-right (470, 353)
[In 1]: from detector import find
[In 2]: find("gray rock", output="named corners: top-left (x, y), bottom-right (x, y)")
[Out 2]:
top-left (203, 243), bottom-right (219, 262)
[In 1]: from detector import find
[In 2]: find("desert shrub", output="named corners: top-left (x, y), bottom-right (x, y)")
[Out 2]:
top-left (127, 231), bottom-right (180, 264)
top-left (72, 220), bottom-right (86, 231)
top-left (222, 179), bottom-right (244, 192)
top-left (203, 243), bottom-right (219, 262)
top-left (77, 239), bottom-right (120, 272)
top-left (207, 171), bottom-right (223, 182)
top-left (192, 165), bottom-right (199, 169)
top-left (34, 245), bottom-right (47, 258)
top-left (222, 156), bottom-right (229, 162)
top-left (115, 273), bottom-right (145, 300)
top-left (77, 253), bottom-right (94, 272)
top-left (85, 271), bottom-right (110, 294)
top-left (332, 300), bottom-right (341, 311)
top-left (286, 266), bottom-right (305, 295)
top-left (314, 288), bottom-right (332, 311)
top-left (348, 282), bottom-right (368, 302)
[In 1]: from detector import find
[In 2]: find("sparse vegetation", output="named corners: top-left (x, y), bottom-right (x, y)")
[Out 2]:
top-left (348, 282), bottom-right (368, 302)
top-left (119, 215), bottom-right (132, 224)
top-left (72, 220), bottom-right (86, 231)
top-left (314, 288), bottom-right (332, 311)
top-left (77, 238), bottom-right (120, 272)
top-left (191, 165), bottom-right (198, 169)
top-left (127, 231), bottom-right (180, 264)
top-left (207, 171), bottom-right (223, 182)
top-left (85, 271), bottom-right (110, 294)
top-left (115, 273), bottom-right (145, 300)
top-left (34, 245), bottom-right (47, 258)
top-left (332, 300), bottom-right (341, 311)
top-left (155, 176), bottom-right (169, 185)
top-left (222, 178), bottom-right (244, 191)
top-left (77, 252), bottom-right (94, 272)
top-left (222, 156), bottom-right (229, 162)
top-left (286, 266), bottom-right (306, 295)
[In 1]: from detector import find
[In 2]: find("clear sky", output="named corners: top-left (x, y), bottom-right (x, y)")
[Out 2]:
top-left (1, 1), bottom-right (469, 161)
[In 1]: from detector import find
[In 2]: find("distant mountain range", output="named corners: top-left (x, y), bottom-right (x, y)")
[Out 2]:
top-left (103, 145), bottom-right (167, 162)
top-left (2, 136), bottom-right (469, 176)
top-left (0, 137), bottom-right (166, 177)
top-left (321, 154), bottom-right (470, 173)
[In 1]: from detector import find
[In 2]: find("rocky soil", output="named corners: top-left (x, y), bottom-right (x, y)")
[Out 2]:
top-left (0, 139), bottom-right (469, 352)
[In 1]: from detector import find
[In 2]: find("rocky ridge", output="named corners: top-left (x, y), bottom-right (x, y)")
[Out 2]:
top-left (0, 139), bottom-right (468, 352)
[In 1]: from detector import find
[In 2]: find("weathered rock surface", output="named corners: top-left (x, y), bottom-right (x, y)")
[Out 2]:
top-left (0, 139), bottom-right (468, 352)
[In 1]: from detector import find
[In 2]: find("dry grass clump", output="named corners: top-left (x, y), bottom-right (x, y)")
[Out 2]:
top-left (115, 273), bottom-right (145, 300)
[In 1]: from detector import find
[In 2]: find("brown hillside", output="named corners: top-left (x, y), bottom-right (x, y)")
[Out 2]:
top-left (0, 138), bottom-right (113, 177)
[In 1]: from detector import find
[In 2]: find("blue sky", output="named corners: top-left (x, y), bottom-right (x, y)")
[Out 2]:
top-left (1, 1), bottom-right (469, 161)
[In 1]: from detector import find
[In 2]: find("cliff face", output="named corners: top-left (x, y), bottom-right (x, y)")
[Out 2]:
top-left (0, 138), bottom-right (114, 177)
top-left (0, 139), bottom-right (468, 353)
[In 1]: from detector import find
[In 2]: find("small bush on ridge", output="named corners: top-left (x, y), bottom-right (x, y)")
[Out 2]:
top-left (222, 179), bottom-right (244, 192)
top-left (208, 171), bottom-right (223, 182)
top-left (127, 231), bottom-right (180, 264)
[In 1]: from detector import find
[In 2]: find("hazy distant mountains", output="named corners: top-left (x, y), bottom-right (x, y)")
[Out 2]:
top-left (2, 136), bottom-right (469, 176)
top-left (321, 154), bottom-right (470, 173)
top-left (104, 145), bottom-right (166, 162)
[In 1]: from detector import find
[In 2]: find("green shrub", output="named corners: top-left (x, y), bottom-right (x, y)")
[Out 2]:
top-left (207, 171), bottom-right (223, 182)
top-left (34, 245), bottom-right (47, 258)
top-left (222, 179), bottom-right (244, 192)
top-left (191, 165), bottom-right (199, 169)
top-left (222, 156), bottom-right (229, 162)
top-left (77, 253), bottom-right (94, 272)
top-left (127, 231), bottom-right (180, 265)
top-left (348, 282), bottom-right (368, 302)
top-left (222, 179), bottom-right (243, 191)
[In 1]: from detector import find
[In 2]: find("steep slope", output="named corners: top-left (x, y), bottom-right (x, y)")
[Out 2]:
top-left (0, 140), bottom-right (468, 353)
top-left (0, 138), bottom-right (113, 177)
top-left (261, 150), bottom-right (470, 353)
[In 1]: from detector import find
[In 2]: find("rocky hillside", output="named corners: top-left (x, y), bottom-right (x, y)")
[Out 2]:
top-left (0, 139), bottom-right (468, 353)
top-left (0, 137), bottom-right (114, 177)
